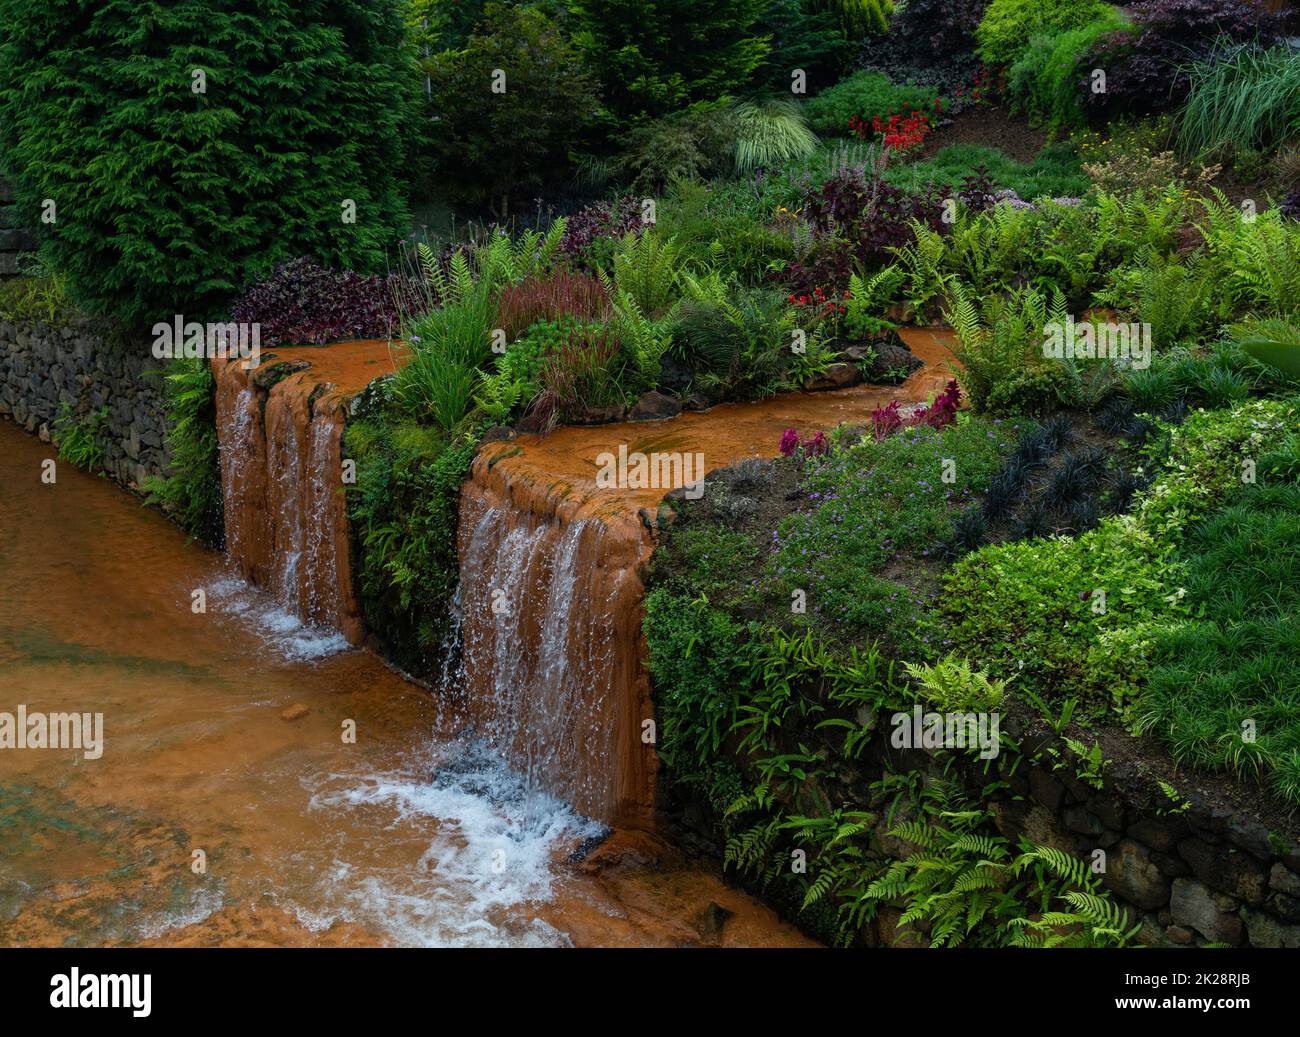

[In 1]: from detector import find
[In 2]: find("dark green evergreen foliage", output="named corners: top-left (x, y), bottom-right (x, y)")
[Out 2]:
top-left (568, 0), bottom-right (769, 125)
top-left (425, 3), bottom-right (598, 218)
top-left (0, 0), bottom-right (416, 326)
top-left (752, 0), bottom-right (854, 97)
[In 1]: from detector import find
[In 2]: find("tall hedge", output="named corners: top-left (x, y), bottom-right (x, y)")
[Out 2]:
top-left (0, 0), bottom-right (417, 326)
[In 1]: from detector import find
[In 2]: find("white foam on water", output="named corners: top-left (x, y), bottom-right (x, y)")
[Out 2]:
top-left (206, 574), bottom-right (351, 661)
top-left (302, 740), bottom-right (605, 947)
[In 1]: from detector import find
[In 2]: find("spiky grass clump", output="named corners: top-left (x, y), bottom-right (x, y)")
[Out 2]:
top-left (1178, 43), bottom-right (1300, 160)
top-left (731, 99), bottom-right (818, 174)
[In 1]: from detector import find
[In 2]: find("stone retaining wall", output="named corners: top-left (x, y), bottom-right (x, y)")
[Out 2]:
top-left (934, 719), bottom-right (1300, 948)
top-left (0, 318), bottom-right (170, 490)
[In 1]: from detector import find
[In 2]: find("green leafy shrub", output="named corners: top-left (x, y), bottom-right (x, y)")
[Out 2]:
top-left (0, 0), bottom-right (414, 325)
top-left (753, 0), bottom-right (855, 96)
top-left (569, 0), bottom-right (769, 125)
top-left (657, 180), bottom-right (798, 287)
top-left (1006, 10), bottom-right (1130, 132)
top-left (144, 356), bottom-right (223, 543)
top-left (611, 102), bottom-right (739, 192)
top-left (945, 396), bottom-right (1300, 711)
top-left (1233, 317), bottom-right (1300, 379)
top-left (812, 0), bottom-right (893, 36)
top-left (425, 4), bottom-right (597, 217)
top-left (975, 0), bottom-right (1110, 68)
top-left (803, 71), bottom-right (939, 137)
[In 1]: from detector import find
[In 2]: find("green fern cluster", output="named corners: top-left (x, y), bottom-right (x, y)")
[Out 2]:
top-left (52, 402), bottom-right (107, 472)
top-left (946, 280), bottom-right (1071, 415)
top-left (144, 357), bottom-right (224, 543)
top-left (860, 778), bottom-right (1139, 947)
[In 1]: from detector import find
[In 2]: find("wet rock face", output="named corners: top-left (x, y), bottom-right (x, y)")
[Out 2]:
top-left (213, 342), bottom-right (394, 646)
top-left (451, 450), bottom-right (659, 830)
top-left (0, 318), bottom-right (170, 490)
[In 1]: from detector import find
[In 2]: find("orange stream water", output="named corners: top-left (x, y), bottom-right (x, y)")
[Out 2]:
top-left (0, 420), bottom-right (813, 948)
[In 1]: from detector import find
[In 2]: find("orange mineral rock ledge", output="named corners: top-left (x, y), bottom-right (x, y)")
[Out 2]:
top-left (459, 328), bottom-right (958, 829)
top-left (212, 340), bottom-right (404, 645)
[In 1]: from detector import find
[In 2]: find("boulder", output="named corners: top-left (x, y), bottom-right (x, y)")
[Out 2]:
top-left (1103, 839), bottom-right (1170, 911)
top-left (628, 391), bottom-right (681, 421)
top-left (804, 363), bottom-right (860, 392)
top-left (1169, 878), bottom-right (1243, 944)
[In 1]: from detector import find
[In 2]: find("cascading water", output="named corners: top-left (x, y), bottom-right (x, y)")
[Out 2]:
top-left (445, 468), bottom-right (659, 829)
top-left (442, 328), bottom-right (959, 829)
top-left (212, 352), bottom-right (365, 645)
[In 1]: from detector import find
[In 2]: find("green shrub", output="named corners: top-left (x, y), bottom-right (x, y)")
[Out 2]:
top-left (753, 0), bottom-right (855, 96)
top-left (803, 71), bottom-right (940, 137)
top-left (945, 396), bottom-right (1300, 712)
top-left (144, 356), bottom-right (223, 543)
top-left (425, 4), bottom-right (598, 217)
top-left (975, 0), bottom-right (1110, 69)
top-left (0, 0), bottom-right (414, 326)
top-left (812, 0), bottom-right (893, 37)
top-left (1006, 10), bottom-right (1130, 132)
top-left (657, 180), bottom-right (798, 286)
top-left (612, 102), bottom-right (739, 192)
top-left (569, 0), bottom-right (769, 125)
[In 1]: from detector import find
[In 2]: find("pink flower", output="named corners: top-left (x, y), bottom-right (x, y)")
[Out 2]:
top-left (803, 431), bottom-right (829, 456)
top-left (872, 400), bottom-right (903, 441)
top-left (779, 428), bottom-right (800, 456)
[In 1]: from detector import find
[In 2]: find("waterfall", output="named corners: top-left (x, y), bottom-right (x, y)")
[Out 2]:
top-left (212, 356), bottom-right (364, 645)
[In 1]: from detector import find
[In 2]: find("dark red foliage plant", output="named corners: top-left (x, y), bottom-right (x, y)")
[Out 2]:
top-left (559, 195), bottom-right (644, 266)
top-left (495, 270), bottom-right (610, 340)
top-left (778, 427), bottom-right (830, 457)
top-left (781, 162), bottom-right (946, 295)
top-left (1079, 0), bottom-right (1284, 122)
top-left (231, 258), bottom-right (422, 347)
top-left (871, 379), bottom-right (962, 440)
